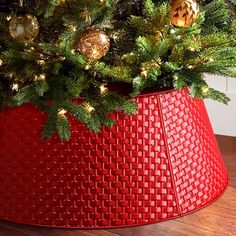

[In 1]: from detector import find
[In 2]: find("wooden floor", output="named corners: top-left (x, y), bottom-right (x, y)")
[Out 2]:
top-left (0, 135), bottom-right (235, 236)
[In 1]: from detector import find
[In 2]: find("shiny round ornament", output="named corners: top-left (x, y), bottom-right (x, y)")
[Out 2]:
top-left (171, 0), bottom-right (199, 28)
top-left (76, 28), bottom-right (110, 61)
top-left (9, 14), bottom-right (39, 41)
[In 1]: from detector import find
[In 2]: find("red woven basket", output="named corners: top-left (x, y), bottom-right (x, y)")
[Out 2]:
top-left (0, 88), bottom-right (228, 229)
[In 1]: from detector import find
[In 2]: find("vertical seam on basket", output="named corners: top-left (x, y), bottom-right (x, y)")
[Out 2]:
top-left (156, 93), bottom-right (182, 216)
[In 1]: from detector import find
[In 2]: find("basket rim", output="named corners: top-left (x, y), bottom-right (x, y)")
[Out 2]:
top-left (2, 86), bottom-right (183, 111)
top-left (108, 83), bottom-right (178, 98)
top-left (137, 87), bottom-right (178, 98)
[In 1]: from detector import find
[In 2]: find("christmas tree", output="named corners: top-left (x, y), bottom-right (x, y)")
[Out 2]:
top-left (0, 0), bottom-right (236, 140)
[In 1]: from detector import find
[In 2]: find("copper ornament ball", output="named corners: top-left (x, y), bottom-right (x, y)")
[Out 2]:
top-left (171, 0), bottom-right (199, 28)
top-left (76, 28), bottom-right (110, 61)
top-left (9, 14), bottom-right (40, 41)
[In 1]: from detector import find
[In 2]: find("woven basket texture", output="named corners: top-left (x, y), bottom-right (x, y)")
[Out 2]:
top-left (0, 88), bottom-right (228, 228)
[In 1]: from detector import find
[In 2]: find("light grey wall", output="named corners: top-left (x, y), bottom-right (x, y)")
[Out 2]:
top-left (205, 74), bottom-right (236, 137)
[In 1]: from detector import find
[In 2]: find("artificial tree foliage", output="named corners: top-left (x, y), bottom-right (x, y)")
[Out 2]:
top-left (0, 0), bottom-right (236, 140)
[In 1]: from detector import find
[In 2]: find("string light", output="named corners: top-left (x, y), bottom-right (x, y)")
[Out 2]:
top-left (6, 16), bottom-right (11, 21)
top-left (201, 86), bottom-right (209, 96)
top-left (83, 103), bottom-right (95, 113)
top-left (85, 65), bottom-right (91, 70)
top-left (209, 57), bottom-right (214, 62)
top-left (37, 60), bottom-right (45, 65)
top-left (8, 73), bottom-right (14, 78)
top-left (173, 75), bottom-right (179, 80)
top-left (68, 24), bottom-right (77, 32)
top-left (100, 84), bottom-right (108, 95)
top-left (12, 83), bottom-right (19, 91)
top-left (141, 68), bottom-right (148, 77)
top-left (35, 74), bottom-right (46, 80)
top-left (39, 74), bottom-right (46, 80)
top-left (0, 59), bottom-right (4, 66)
top-left (58, 109), bottom-right (67, 116)
top-left (189, 47), bottom-right (195, 52)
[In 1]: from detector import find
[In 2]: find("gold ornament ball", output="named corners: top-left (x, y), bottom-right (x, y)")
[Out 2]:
top-left (76, 28), bottom-right (110, 61)
top-left (9, 14), bottom-right (39, 41)
top-left (171, 0), bottom-right (199, 28)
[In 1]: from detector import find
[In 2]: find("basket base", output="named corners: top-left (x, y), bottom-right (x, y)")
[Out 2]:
top-left (0, 88), bottom-right (229, 229)
top-left (0, 176), bottom-right (228, 229)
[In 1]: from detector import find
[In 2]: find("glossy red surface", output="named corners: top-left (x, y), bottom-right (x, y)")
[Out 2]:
top-left (0, 88), bottom-right (228, 228)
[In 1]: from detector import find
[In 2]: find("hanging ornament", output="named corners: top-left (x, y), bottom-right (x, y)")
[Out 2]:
top-left (171, 0), bottom-right (199, 28)
top-left (9, 14), bottom-right (39, 41)
top-left (76, 28), bottom-right (110, 61)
